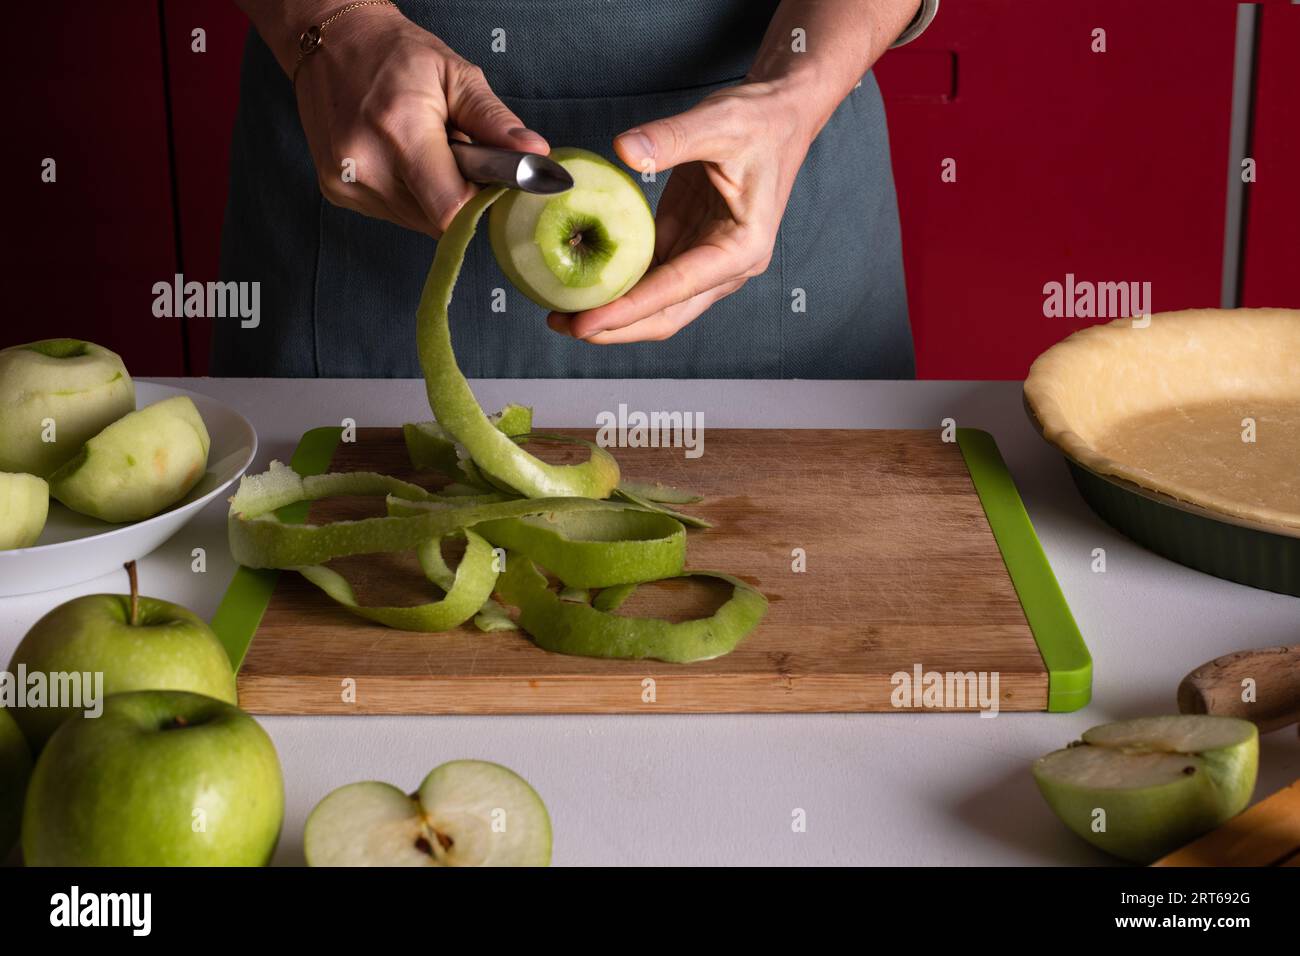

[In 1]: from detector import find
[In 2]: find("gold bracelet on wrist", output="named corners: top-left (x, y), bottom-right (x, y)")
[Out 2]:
top-left (292, 0), bottom-right (396, 88)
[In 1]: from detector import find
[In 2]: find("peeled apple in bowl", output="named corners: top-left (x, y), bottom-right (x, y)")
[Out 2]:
top-left (0, 338), bottom-right (135, 477)
top-left (0, 472), bottom-right (49, 550)
top-left (48, 395), bottom-right (210, 523)
top-left (489, 147), bottom-right (654, 313)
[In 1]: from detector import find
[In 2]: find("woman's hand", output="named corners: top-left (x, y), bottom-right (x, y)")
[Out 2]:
top-left (255, 2), bottom-right (548, 237)
top-left (550, 0), bottom-right (920, 344)
top-left (548, 82), bottom-right (812, 344)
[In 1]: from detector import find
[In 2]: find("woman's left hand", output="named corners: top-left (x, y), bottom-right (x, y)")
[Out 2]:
top-left (547, 82), bottom-right (813, 344)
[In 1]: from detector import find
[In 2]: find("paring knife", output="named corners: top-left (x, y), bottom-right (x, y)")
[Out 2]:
top-left (449, 141), bottom-right (573, 194)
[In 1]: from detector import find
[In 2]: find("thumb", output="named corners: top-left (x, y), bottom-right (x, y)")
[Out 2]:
top-left (445, 61), bottom-right (548, 154)
top-left (614, 99), bottom-right (734, 173)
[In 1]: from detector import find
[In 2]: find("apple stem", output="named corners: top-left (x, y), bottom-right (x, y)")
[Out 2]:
top-left (125, 560), bottom-right (139, 626)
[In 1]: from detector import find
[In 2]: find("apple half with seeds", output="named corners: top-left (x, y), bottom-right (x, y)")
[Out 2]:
top-left (489, 147), bottom-right (654, 313)
top-left (1032, 715), bottom-right (1258, 864)
top-left (304, 760), bottom-right (552, 867)
top-left (48, 395), bottom-right (210, 523)
top-left (0, 472), bottom-right (49, 550)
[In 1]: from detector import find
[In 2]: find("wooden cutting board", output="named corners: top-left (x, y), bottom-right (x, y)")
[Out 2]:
top-left (212, 427), bottom-right (1090, 715)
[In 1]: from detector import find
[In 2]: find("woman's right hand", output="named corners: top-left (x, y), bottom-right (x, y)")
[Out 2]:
top-left (256, 2), bottom-right (548, 237)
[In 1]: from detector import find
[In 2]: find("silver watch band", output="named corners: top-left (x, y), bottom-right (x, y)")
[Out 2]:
top-left (890, 0), bottom-right (940, 48)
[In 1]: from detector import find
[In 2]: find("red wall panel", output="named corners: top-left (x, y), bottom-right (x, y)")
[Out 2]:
top-left (875, 1), bottom-right (1238, 379)
top-left (1239, 3), bottom-right (1300, 309)
top-left (163, 0), bottom-right (250, 375)
top-left (9, 2), bottom-right (182, 374)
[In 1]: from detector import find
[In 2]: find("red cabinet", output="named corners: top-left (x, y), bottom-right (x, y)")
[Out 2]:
top-left (874, 0), bottom-right (1240, 379)
top-left (161, 0), bottom-right (250, 374)
top-left (10, 3), bottom-right (182, 373)
top-left (1239, 3), bottom-right (1300, 310)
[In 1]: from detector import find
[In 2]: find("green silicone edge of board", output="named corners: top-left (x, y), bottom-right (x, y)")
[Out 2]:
top-left (210, 426), bottom-right (344, 671)
top-left (955, 428), bottom-right (1092, 712)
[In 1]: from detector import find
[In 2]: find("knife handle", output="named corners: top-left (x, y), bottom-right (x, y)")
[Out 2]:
top-left (449, 141), bottom-right (573, 194)
top-left (1177, 644), bottom-right (1300, 733)
top-left (449, 141), bottom-right (527, 186)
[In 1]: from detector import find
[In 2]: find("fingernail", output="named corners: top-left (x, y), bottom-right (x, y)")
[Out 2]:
top-left (618, 129), bottom-right (654, 161)
top-left (509, 127), bottom-right (539, 140)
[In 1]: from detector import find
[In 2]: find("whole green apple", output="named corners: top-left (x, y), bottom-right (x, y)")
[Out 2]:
top-left (0, 708), bottom-right (32, 858)
top-left (305, 760), bottom-right (552, 866)
top-left (49, 395), bottom-right (210, 523)
top-left (0, 472), bottom-right (49, 550)
top-left (1033, 714), bottom-right (1258, 864)
top-left (489, 147), bottom-right (654, 313)
top-left (8, 563), bottom-right (237, 750)
top-left (22, 690), bottom-right (283, 866)
top-left (0, 338), bottom-right (135, 477)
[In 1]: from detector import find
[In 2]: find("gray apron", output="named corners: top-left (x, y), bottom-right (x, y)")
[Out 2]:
top-left (215, 0), bottom-right (914, 379)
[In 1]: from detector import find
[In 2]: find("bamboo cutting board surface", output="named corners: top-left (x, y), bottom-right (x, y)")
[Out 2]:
top-left (221, 427), bottom-right (1089, 714)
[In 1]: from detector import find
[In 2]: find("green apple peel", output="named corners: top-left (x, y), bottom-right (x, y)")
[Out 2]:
top-left (226, 181), bottom-right (765, 659)
top-left (416, 186), bottom-right (620, 500)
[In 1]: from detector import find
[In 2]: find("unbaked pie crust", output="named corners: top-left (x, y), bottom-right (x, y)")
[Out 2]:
top-left (1024, 308), bottom-right (1300, 532)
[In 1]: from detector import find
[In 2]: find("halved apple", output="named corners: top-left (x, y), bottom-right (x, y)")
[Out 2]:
top-left (0, 338), bottom-right (135, 477)
top-left (1032, 715), bottom-right (1258, 863)
top-left (489, 147), bottom-right (654, 313)
top-left (0, 472), bottom-right (49, 550)
top-left (304, 760), bottom-right (551, 866)
top-left (48, 395), bottom-right (210, 523)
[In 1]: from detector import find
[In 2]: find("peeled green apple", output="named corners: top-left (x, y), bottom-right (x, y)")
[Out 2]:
top-left (0, 472), bottom-right (49, 550)
top-left (22, 690), bottom-right (283, 866)
top-left (0, 708), bottom-right (32, 858)
top-left (304, 760), bottom-right (552, 866)
top-left (1033, 715), bottom-right (1258, 864)
top-left (489, 147), bottom-right (654, 313)
top-left (48, 394), bottom-right (210, 523)
top-left (0, 338), bottom-right (135, 477)
top-left (8, 562), bottom-right (237, 750)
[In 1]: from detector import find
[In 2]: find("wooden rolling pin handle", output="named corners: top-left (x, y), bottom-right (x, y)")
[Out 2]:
top-left (1177, 645), bottom-right (1300, 734)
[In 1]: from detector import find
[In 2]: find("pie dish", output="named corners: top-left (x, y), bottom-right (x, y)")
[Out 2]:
top-left (1024, 308), bottom-right (1300, 595)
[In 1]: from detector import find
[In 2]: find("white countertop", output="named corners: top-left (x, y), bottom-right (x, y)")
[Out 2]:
top-left (3, 378), bottom-right (1297, 866)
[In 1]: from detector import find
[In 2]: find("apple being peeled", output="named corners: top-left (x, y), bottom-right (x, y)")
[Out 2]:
top-left (0, 338), bottom-right (135, 477)
top-left (0, 708), bottom-right (32, 859)
top-left (304, 760), bottom-right (552, 866)
top-left (0, 472), bottom-right (49, 550)
top-left (490, 147), bottom-right (654, 313)
top-left (8, 562), bottom-right (237, 750)
top-left (1033, 715), bottom-right (1258, 864)
top-left (49, 394), bottom-right (210, 523)
top-left (22, 690), bottom-right (283, 866)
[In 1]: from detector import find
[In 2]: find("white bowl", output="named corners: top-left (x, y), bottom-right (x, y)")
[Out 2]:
top-left (0, 381), bottom-right (256, 596)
